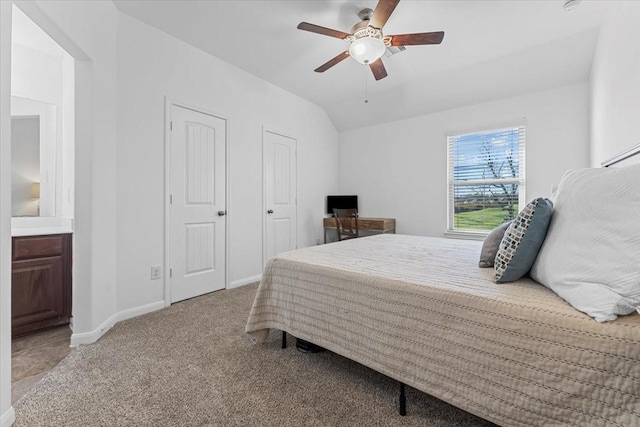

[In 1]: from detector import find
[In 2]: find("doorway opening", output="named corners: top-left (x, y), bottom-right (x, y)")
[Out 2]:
top-left (10, 4), bottom-right (75, 403)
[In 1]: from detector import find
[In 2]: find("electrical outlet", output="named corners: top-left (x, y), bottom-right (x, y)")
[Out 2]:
top-left (151, 265), bottom-right (162, 280)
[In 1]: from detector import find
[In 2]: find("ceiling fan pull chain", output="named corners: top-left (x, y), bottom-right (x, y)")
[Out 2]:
top-left (364, 68), bottom-right (369, 104)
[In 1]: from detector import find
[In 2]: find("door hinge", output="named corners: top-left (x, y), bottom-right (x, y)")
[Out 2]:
top-left (170, 194), bottom-right (173, 204)
top-left (170, 121), bottom-right (173, 131)
top-left (169, 268), bottom-right (173, 278)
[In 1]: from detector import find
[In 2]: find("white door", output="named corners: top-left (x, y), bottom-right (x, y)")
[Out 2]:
top-left (263, 130), bottom-right (297, 264)
top-left (169, 105), bottom-right (226, 303)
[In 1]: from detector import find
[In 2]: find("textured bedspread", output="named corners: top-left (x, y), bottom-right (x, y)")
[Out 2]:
top-left (245, 234), bottom-right (640, 427)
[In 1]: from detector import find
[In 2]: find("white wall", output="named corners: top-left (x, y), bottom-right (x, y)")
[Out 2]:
top-left (19, 0), bottom-right (119, 343)
top-left (11, 43), bottom-right (62, 217)
top-left (339, 83), bottom-right (590, 237)
top-left (115, 14), bottom-right (339, 311)
top-left (11, 43), bottom-right (62, 105)
top-left (11, 8), bottom-right (75, 219)
top-left (0, 2), bottom-right (14, 426)
top-left (590, 1), bottom-right (640, 166)
top-left (5, 1), bottom-right (339, 349)
top-left (60, 53), bottom-right (74, 218)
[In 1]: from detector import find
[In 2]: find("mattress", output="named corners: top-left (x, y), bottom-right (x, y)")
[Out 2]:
top-left (245, 234), bottom-right (640, 426)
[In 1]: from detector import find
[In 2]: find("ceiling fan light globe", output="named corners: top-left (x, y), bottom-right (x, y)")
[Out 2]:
top-left (349, 37), bottom-right (386, 65)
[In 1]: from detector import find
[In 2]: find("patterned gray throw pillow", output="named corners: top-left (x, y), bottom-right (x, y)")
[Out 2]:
top-left (494, 198), bottom-right (553, 283)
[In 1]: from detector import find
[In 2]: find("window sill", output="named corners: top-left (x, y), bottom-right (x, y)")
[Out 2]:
top-left (444, 230), bottom-right (488, 241)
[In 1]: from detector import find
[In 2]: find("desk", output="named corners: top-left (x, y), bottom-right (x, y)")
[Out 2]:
top-left (323, 217), bottom-right (396, 243)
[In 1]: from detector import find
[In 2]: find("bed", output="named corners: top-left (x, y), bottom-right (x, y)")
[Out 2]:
top-left (245, 148), bottom-right (640, 426)
top-left (245, 234), bottom-right (640, 426)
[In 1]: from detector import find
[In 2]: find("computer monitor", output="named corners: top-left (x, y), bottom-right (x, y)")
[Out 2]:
top-left (326, 195), bottom-right (358, 215)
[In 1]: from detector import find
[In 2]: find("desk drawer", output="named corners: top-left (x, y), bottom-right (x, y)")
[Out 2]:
top-left (358, 219), bottom-right (384, 231)
top-left (359, 218), bottom-right (395, 232)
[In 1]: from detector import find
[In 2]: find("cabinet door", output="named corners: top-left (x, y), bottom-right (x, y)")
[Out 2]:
top-left (12, 255), bottom-right (65, 335)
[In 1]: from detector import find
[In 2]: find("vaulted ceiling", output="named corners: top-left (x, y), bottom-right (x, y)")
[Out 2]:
top-left (113, 0), bottom-right (609, 131)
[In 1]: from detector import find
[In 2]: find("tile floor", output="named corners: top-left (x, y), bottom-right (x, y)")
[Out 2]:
top-left (11, 326), bottom-right (72, 405)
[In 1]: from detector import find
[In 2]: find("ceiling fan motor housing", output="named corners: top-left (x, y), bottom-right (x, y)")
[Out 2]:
top-left (357, 8), bottom-right (374, 22)
top-left (348, 26), bottom-right (383, 42)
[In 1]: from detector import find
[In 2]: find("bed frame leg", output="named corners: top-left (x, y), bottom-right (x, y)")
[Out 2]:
top-left (282, 331), bottom-right (287, 349)
top-left (399, 382), bottom-right (406, 416)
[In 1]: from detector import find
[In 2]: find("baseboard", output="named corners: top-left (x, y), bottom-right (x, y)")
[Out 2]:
top-left (70, 312), bottom-right (118, 347)
top-left (116, 300), bottom-right (165, 323)
top-left (228, 274), bottom-right (261, 289)
top-left (1, 407), bottom-right (15, 427)
top-left (70, 300), bottom-right (165, 347)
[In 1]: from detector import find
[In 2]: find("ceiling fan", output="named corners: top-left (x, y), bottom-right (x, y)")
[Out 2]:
top-left (297, 0), bottom-right (444, 81)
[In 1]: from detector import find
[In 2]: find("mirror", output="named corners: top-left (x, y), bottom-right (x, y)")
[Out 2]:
top-left (11, 96), bottom-right (57, 217)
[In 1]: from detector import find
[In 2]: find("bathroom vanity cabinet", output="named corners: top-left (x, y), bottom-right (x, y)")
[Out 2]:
top-left (12, 233), bottom-right (72, 337)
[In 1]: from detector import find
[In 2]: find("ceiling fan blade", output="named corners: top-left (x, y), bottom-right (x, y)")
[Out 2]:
top-left (388, 31), bottom-right (445, 46)
top-left (369, 58), bottom-right (388, 81)
top-left (315, 51), bottom-right (350, 73)
top-left (369, 0), bottom-right (400, 30)
top-left (297, 22), bottom-right (351, 39)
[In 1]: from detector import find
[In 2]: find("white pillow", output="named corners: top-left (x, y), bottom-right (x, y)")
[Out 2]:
top-left (530, 164), bottom-right (640, 322)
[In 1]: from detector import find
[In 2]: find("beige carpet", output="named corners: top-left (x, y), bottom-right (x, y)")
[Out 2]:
top-left (14, 283), bottom-right (496, 427)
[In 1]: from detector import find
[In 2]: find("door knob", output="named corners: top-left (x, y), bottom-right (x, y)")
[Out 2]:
top-left (218, 210), bottom-right (226, 216)
top-left (267, 209), bottom-right (274, 214)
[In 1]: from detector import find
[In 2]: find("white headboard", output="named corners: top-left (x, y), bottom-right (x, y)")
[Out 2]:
top-left (601, 143), bottom-right (640, 168)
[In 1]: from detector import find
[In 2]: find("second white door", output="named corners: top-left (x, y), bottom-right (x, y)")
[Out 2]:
top-left (169, 105), bottom-right (226, 303)
top-left (263, 130), bottom-right (297, 264)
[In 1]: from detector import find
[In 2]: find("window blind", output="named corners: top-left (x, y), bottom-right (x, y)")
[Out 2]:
top-left (447, 125), bottom-right (526, 233)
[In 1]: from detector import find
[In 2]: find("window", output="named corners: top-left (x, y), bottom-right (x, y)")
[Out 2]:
top-left (447, 124), bottom-right (526, 235)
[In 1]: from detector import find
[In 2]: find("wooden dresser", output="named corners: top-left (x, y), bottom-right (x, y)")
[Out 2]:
top-left (12, 234), bottom-right (72, 337)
